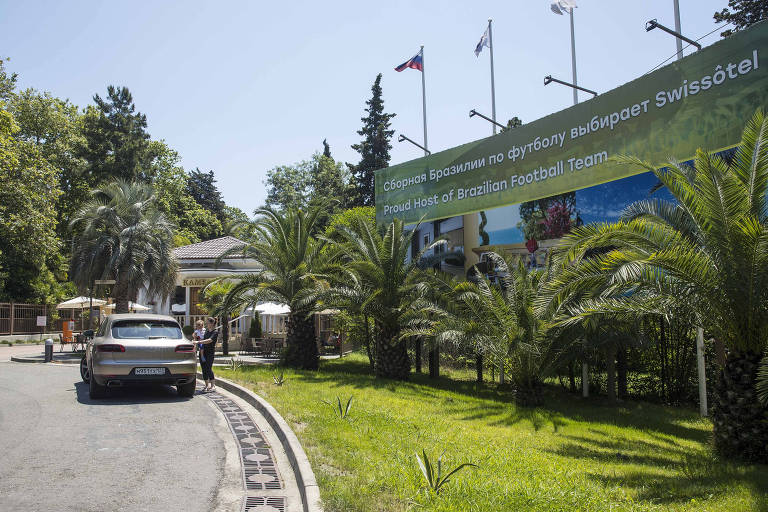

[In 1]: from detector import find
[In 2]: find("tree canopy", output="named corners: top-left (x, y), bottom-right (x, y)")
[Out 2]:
top-left (714, 0), bottom-right (768, 37)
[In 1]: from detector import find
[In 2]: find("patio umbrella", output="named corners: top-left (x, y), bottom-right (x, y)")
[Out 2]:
top-left (253, 302), bottom-right (290, 315)
top-left (57, 296), bottom-right (107, 331)
top-left (56, 296), bottom-right (107, 310)
top-left (104, 302), bottom-right (151, 312)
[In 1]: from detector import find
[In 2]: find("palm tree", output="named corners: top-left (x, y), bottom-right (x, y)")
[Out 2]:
top-left (320, 217), bottom-right (445, 380)
top-left (541, 110), bottom-right (768, 462)
top-left (411, 252), bottom-right (563, 404)
top-left (70, 180), bottom-right (177, 314)
top-left (216, 204), bottom-right (332, 370)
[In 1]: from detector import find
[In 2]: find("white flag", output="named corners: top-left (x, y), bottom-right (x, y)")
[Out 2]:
top-left (474, 27), bottom-right (490, 57)
top-left (551, 0), bottom-right (577, 15)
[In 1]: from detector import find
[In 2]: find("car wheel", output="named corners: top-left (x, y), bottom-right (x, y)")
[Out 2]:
top-left (177, 378), bottom-right (196, 398)
top-left (88, 365), bottom-right (107, 399)
top-left (80, 356), bottom-right (90, 383)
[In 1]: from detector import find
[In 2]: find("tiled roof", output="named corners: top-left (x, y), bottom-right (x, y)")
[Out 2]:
top-left (173, 236), bottom-right (247, 260)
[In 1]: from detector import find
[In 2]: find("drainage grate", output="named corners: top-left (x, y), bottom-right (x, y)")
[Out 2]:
top-left (236, 432), bottom-right (269, 448)
top-left (201, 384), bottom-right (287, 510)
top-left (241, 447), bottom-right (276, 467)
top-left (244, 466), bottom-right (282, 490)
top-left (243, 496), bottom-right (286, 512)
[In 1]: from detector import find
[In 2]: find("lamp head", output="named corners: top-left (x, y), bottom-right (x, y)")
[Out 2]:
top-left (645, 19), bottom-right (658, 32)
top-left (544, 75), bottom-right (553, 86)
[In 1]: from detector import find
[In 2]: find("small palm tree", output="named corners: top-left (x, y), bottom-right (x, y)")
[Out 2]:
top-left (321, 217), bottom-right (445, 380)
top-left (542, 110), bottom-right (768, 461)
top-left (70, 180), bottom-right (177, 314)
top-left (217, 204), bottom-right (332, 370)
top-left (411, 252), bottom-right (563, 404)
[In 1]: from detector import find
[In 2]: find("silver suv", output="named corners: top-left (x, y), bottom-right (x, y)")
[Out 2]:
top-left (81, 314), bottom-right (197, 399)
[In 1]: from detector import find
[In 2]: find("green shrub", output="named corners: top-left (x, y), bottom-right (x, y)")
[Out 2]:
top-left (248, 314), bottom-right (262, 339)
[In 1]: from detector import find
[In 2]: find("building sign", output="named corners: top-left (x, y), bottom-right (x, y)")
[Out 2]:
top-left (182, 278), bottom-right (214, 287)
top-left (375, 22), bottom-right (768, 225)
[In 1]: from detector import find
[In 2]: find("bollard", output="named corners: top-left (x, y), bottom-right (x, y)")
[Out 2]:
top-left (44, 338), bottom-right (54, 362)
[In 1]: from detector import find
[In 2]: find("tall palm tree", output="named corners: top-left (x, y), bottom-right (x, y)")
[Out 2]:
top-left (320, 217), bottom-right (445, 380)
top-left (217, 204), bottom-right (332, 370)
top-left (541, 110), bottom-right (768, 462)
top-left (70, 180), bottom-right (177, 314)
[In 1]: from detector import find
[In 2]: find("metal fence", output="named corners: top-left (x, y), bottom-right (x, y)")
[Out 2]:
top-left (0, 303), bottom-right (59, 335)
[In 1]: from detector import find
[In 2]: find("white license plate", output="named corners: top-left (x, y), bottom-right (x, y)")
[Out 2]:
top-left (135, 367), bottom-right (165, 375)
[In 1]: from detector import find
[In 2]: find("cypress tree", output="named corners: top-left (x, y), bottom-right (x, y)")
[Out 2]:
top-left (350, 74), bottom-right (395, 206)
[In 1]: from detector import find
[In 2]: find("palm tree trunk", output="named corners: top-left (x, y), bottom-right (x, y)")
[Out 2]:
top-left (113, 283), bottom-right (132, 314)
top-left (711, 350), bottom-right (768, 462)
top-left (414, 337), bottom-right (422, 373)
top-left (428, 343), bottom-right (439, 379)
top-left (476, 352), bottom-right (483, 383)
top-left (375, 329), bottom-right (409, 380)
top-left (617, 347), bottom-right (628, 399)
top-left (283, 312), bottom-right (318, 370)
top-left (606, 344), bottom-right (617, 403)
top-left (363, 314), bottom-right (375, 371)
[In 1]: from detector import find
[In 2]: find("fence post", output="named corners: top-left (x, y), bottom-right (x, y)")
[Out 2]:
top-left (9, 302), bottom-right (14, 336)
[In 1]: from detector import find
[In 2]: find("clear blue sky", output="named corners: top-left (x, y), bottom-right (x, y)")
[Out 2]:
top-left (0, 0), bottom-right (729, 215)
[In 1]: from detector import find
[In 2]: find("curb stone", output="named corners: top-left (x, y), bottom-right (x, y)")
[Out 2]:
top-left (198, 372), bottom-right (323, 512)
top-left (11, 354), bottom-right (81, 364)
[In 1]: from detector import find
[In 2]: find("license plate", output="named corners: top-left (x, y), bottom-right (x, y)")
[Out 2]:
top-left (134, 367), bottom-right (165, 375)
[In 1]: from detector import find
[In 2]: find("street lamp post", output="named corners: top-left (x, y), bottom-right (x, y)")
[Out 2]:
top-left (543, 75), bottom-right (597, 98)
top-left (469, 109), bottom-right (507, 131)
top-left (397, 134), bottom-right (431, 155)
top-left (645, 19), bottom-right (701, 51)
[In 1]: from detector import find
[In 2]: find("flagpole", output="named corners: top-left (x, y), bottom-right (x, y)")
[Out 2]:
top-left (569, 9), bottom-right (578, 105)
top-left (488, 19), bottom-right (497, 134)
top-left (673, 0), bottom-right (683, 60)
top-left (420, 45), bottom-right (428, 155)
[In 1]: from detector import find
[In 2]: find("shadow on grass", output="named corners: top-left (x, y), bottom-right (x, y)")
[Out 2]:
top-left (227, 353), bottom-right (768, 507)
top-left (590, 457), bottom-right (768, 509)
top-left (231, 355), bottom-right (708, 438)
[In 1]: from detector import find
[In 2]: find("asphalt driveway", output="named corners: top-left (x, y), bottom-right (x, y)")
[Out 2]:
top-left (0, 362), bottom-right (232, 511)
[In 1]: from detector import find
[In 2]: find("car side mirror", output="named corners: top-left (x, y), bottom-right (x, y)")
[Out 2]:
top-left (83, 329), bottom-right (95, 337)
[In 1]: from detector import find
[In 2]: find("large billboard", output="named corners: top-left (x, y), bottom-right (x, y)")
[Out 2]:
top-left (375, 22), bottom-right (768, 225)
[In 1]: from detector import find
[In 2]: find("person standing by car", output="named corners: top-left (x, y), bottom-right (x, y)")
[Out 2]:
top-left (200, 317), bottom-right (218, 392)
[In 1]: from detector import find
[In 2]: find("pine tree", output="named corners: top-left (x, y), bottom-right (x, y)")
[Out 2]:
top-left (322, 139), bottom-right (332, 158)
top-left (350, 74), bottom-right (395, 206)
top-left (187, 168), bottom-right (226, 223)
top-left (80, 86), bottom-right (152, 185)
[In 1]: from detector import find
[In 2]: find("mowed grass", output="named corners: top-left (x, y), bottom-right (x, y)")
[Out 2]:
top-left (216, 353), bottom-right (768, 512)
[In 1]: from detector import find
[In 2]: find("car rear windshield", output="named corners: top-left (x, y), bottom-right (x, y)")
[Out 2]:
top-left (111, 320), bottom-right (182, 339)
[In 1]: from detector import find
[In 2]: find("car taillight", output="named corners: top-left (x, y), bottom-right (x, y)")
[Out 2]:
top-left (175, 344), bottom-right (195, 353)
top-left (97, 344), bottom-right (125, 352)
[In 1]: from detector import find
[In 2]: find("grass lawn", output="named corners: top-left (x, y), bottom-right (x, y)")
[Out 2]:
top-left (216, 353), bottom-right (768, 512)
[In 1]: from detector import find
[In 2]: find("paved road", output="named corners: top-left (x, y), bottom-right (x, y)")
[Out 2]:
top-left (0, 362), bottom-right (239, 512)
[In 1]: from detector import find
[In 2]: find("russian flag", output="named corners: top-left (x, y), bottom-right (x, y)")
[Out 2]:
top-left (395, 49), bottom-right (423, 72)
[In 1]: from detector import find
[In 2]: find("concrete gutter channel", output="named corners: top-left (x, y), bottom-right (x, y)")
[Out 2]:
top-left (200, 372), bottom-right (323, 512)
